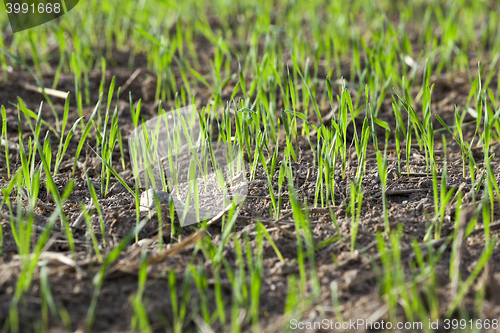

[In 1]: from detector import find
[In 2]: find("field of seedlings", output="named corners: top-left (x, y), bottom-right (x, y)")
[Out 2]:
top-left (1, 0), bottom-right (500, 332)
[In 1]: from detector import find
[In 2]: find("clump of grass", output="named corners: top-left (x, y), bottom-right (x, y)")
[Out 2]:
top-left (54, 95), bottom-right (84, 175)
top-left (349, 179), bottom-right (363, 254)
top-left (130, 248), bottom-right (152, 333)
top-left (85, 171), bottom-right (107, 248)
top-left (86, 218), bottom-right (148, 331)
top-left (423, 136), bottom-right (456, 241)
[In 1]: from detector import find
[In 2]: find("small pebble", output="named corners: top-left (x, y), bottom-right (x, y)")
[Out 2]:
top-left (108, 182), bottom-right (127, 195)
top-left (387, 168), bottom-right (398, 180)
top-left (140, 189), bottom-right (170, 212)
top-left (418, 178), bottom-right (433, 188)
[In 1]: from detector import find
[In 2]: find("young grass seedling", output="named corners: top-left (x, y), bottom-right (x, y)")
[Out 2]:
top-left (85, 171), bottom-right (107, 248)
top-left (130, 248), bottom-right (152, 333)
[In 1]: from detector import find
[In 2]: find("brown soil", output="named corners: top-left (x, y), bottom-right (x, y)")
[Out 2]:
top-left (1, 33), bottom-right (500, 333)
